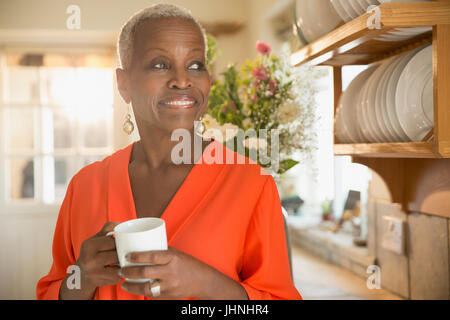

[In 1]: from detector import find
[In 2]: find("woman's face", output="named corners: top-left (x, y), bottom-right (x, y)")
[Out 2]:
top-left (117, 17), bottom-right (210, 135)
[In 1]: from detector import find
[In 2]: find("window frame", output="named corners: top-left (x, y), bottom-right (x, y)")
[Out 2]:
top-left (0, 32), bottom-right (121, 215)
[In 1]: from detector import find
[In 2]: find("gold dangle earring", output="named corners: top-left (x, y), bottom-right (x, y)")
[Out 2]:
top-left (123, 105), bottom-right (134, 135)
top-left (195, 114), bottom-right (206, 137)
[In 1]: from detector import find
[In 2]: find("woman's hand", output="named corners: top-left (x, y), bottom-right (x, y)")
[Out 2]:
top-left (59, 222), bottom-right (122, 300)
top-left (75, 222), bottom-right (123, 288)
top-left (119, 247), bottom-right (248, 300)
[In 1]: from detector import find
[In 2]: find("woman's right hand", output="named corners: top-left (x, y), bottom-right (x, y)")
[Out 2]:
top-left (59, 222), bottom-right (122, 300)
top-left (75, 222), bottom-right (123, 288)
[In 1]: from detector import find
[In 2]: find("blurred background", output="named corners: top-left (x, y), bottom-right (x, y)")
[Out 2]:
top-left (0, 0), bottom-right (447, 300)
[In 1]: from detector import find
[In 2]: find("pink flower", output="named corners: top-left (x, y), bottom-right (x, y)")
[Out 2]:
top-left (252, 66), bottom-right (269, 81)
top-left (222, 101), bottom-right (237, 113)
top-left (251, 94), bottom-right (258, 102)
top-left (256, 41), bottom-right (271, 55)
top-left (228, 101), bottom-right (237, 111)
top-left (268, 79), bottom-right (277, 93)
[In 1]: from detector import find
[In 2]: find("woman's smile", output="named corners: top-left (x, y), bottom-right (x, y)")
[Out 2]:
top-left (158, 95), bottom-right (197, 109)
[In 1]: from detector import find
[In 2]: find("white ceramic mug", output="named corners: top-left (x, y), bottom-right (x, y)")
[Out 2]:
top-left (107, 217), bottom-right (168, 283)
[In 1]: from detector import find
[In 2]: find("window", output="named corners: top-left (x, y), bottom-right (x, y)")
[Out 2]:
top-left (285, 65), bottom-right (372, 232)
top-left (0, 51), bottom-right (114, 209)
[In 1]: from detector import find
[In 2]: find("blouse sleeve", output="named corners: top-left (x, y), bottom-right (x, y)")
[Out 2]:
top-left (36, 179), bottom-right (76, 300)
top-left (239, 176), bottom-right (302, 300)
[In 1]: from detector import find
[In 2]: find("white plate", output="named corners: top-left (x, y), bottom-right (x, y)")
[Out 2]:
top-left (338, 0), bottom-right (360, 19)
top-left (335, 103), bottom-right (353, 143)
top-left (358, 80), bottom-right (376, 142)
top-left (365, 58), bottom-right (395, 142)
top-left (384, 49), bottom-right (420, 142)
top-left (349, 0), bottom-right (366, 15)
top-left (296, 0), bottom-right (343, 43)
top-left (379, 27), bottom-right (431, 41)
top-left (330, 0), bottom-right (352, 22)
top-left (365, 0), bottom-right (379, 6)
top-left (375, 25), bottom-right (431, 42)
top-left (356, 0), bottom-right (373, 12)
top-left (358, 68), bottom-right (381, 142)
top-left (395, 45), bottom-right (433, 141)
top-left (339, 64), bottom-right (379, 142)
top-left (374, 56), bottom-right (402, 141)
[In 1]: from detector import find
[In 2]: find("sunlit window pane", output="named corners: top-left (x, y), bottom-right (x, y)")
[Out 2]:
top-left (54, 157), bottom-right (77, 200)
top-left (76, 68), bottom-right (113, 108)
top-left (6, 67), bottom-right (40, 104)
top-left (9, 158), bottom-right (34, 200)
top-left (5, 107), bottom-right (35, 151)
top-left (44, 67), bottom-right (76, 106)
top-left (45, 67), bottom-right (113, 108)
top-left (52, 108), bottom-right (75, 149)
top-left (80, 107), bottom-right (112, 148)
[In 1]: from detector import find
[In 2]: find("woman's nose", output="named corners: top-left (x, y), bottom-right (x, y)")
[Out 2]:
top-left (167, 68), bottom-right (193, 89)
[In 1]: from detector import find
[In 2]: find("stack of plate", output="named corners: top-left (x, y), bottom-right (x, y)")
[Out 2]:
top-left (295, 0), bottom-right (343, 44)
top-left (328, 0), bottom-right (432, 42)
top-left (335, 45), bottom-right (433, 143)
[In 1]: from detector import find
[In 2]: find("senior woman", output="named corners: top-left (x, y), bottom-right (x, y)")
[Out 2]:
top-left (36, 3), bottom-right (302, 300)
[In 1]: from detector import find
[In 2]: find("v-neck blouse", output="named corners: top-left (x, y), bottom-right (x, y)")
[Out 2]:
top-left (37, 139), bottom-right (302, 300)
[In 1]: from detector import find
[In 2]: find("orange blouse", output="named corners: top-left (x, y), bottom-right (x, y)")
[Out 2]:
top-left (36, 139), bottom-right (302, 300)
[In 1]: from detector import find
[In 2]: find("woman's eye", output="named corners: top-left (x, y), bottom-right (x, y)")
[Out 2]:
top-left (188, 62), bottom-right (204, 70)
top-left (151, 62), bottom-right (168, 69)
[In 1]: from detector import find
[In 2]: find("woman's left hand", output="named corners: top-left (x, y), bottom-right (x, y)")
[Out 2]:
top-left (119, 247), bottom-right (246, 300)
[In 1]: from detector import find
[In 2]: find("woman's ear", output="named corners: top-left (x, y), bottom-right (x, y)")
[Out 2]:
top-left (116, 68), bottom-right (131, 104)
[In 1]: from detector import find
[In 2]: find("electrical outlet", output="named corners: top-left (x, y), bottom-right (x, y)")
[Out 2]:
top-left (381, 216), bottom-right (405, 255)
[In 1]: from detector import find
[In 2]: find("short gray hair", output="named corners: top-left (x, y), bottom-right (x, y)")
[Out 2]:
top-left (117, 3), bottom-right (208, 70)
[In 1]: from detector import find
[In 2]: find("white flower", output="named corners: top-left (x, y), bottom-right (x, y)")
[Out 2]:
top-left (273, 69), bottom-right (293, 87)
top-left (242, 118), bottom-right (253, 130)
top-left (275, 102), bottom-right (301, 124)
top-left (202, 114), bottom-right (220, 129)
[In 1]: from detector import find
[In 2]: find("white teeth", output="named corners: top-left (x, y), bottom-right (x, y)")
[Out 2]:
top-left (166, 100), bottom-right (194, 106)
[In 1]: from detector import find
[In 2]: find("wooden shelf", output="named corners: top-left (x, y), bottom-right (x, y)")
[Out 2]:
top-left (291, 1), bottom-right (450, 66)
top-left (290, 1), bottom-right (450, 159)
top-left (334, 142), bottom-right (437, 158)
top-left (291, 1), bottom-right (450, 217)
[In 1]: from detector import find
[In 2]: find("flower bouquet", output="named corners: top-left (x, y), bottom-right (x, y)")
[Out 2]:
top-left (204, 36), bottom-right (322, 176)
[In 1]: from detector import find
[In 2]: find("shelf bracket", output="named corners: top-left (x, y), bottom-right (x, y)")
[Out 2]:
top-left (352, 157), bottom-right (450, 218)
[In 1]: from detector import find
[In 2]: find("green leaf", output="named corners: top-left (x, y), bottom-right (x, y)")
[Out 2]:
top-left (277, 159), bottom-right (299, 174)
